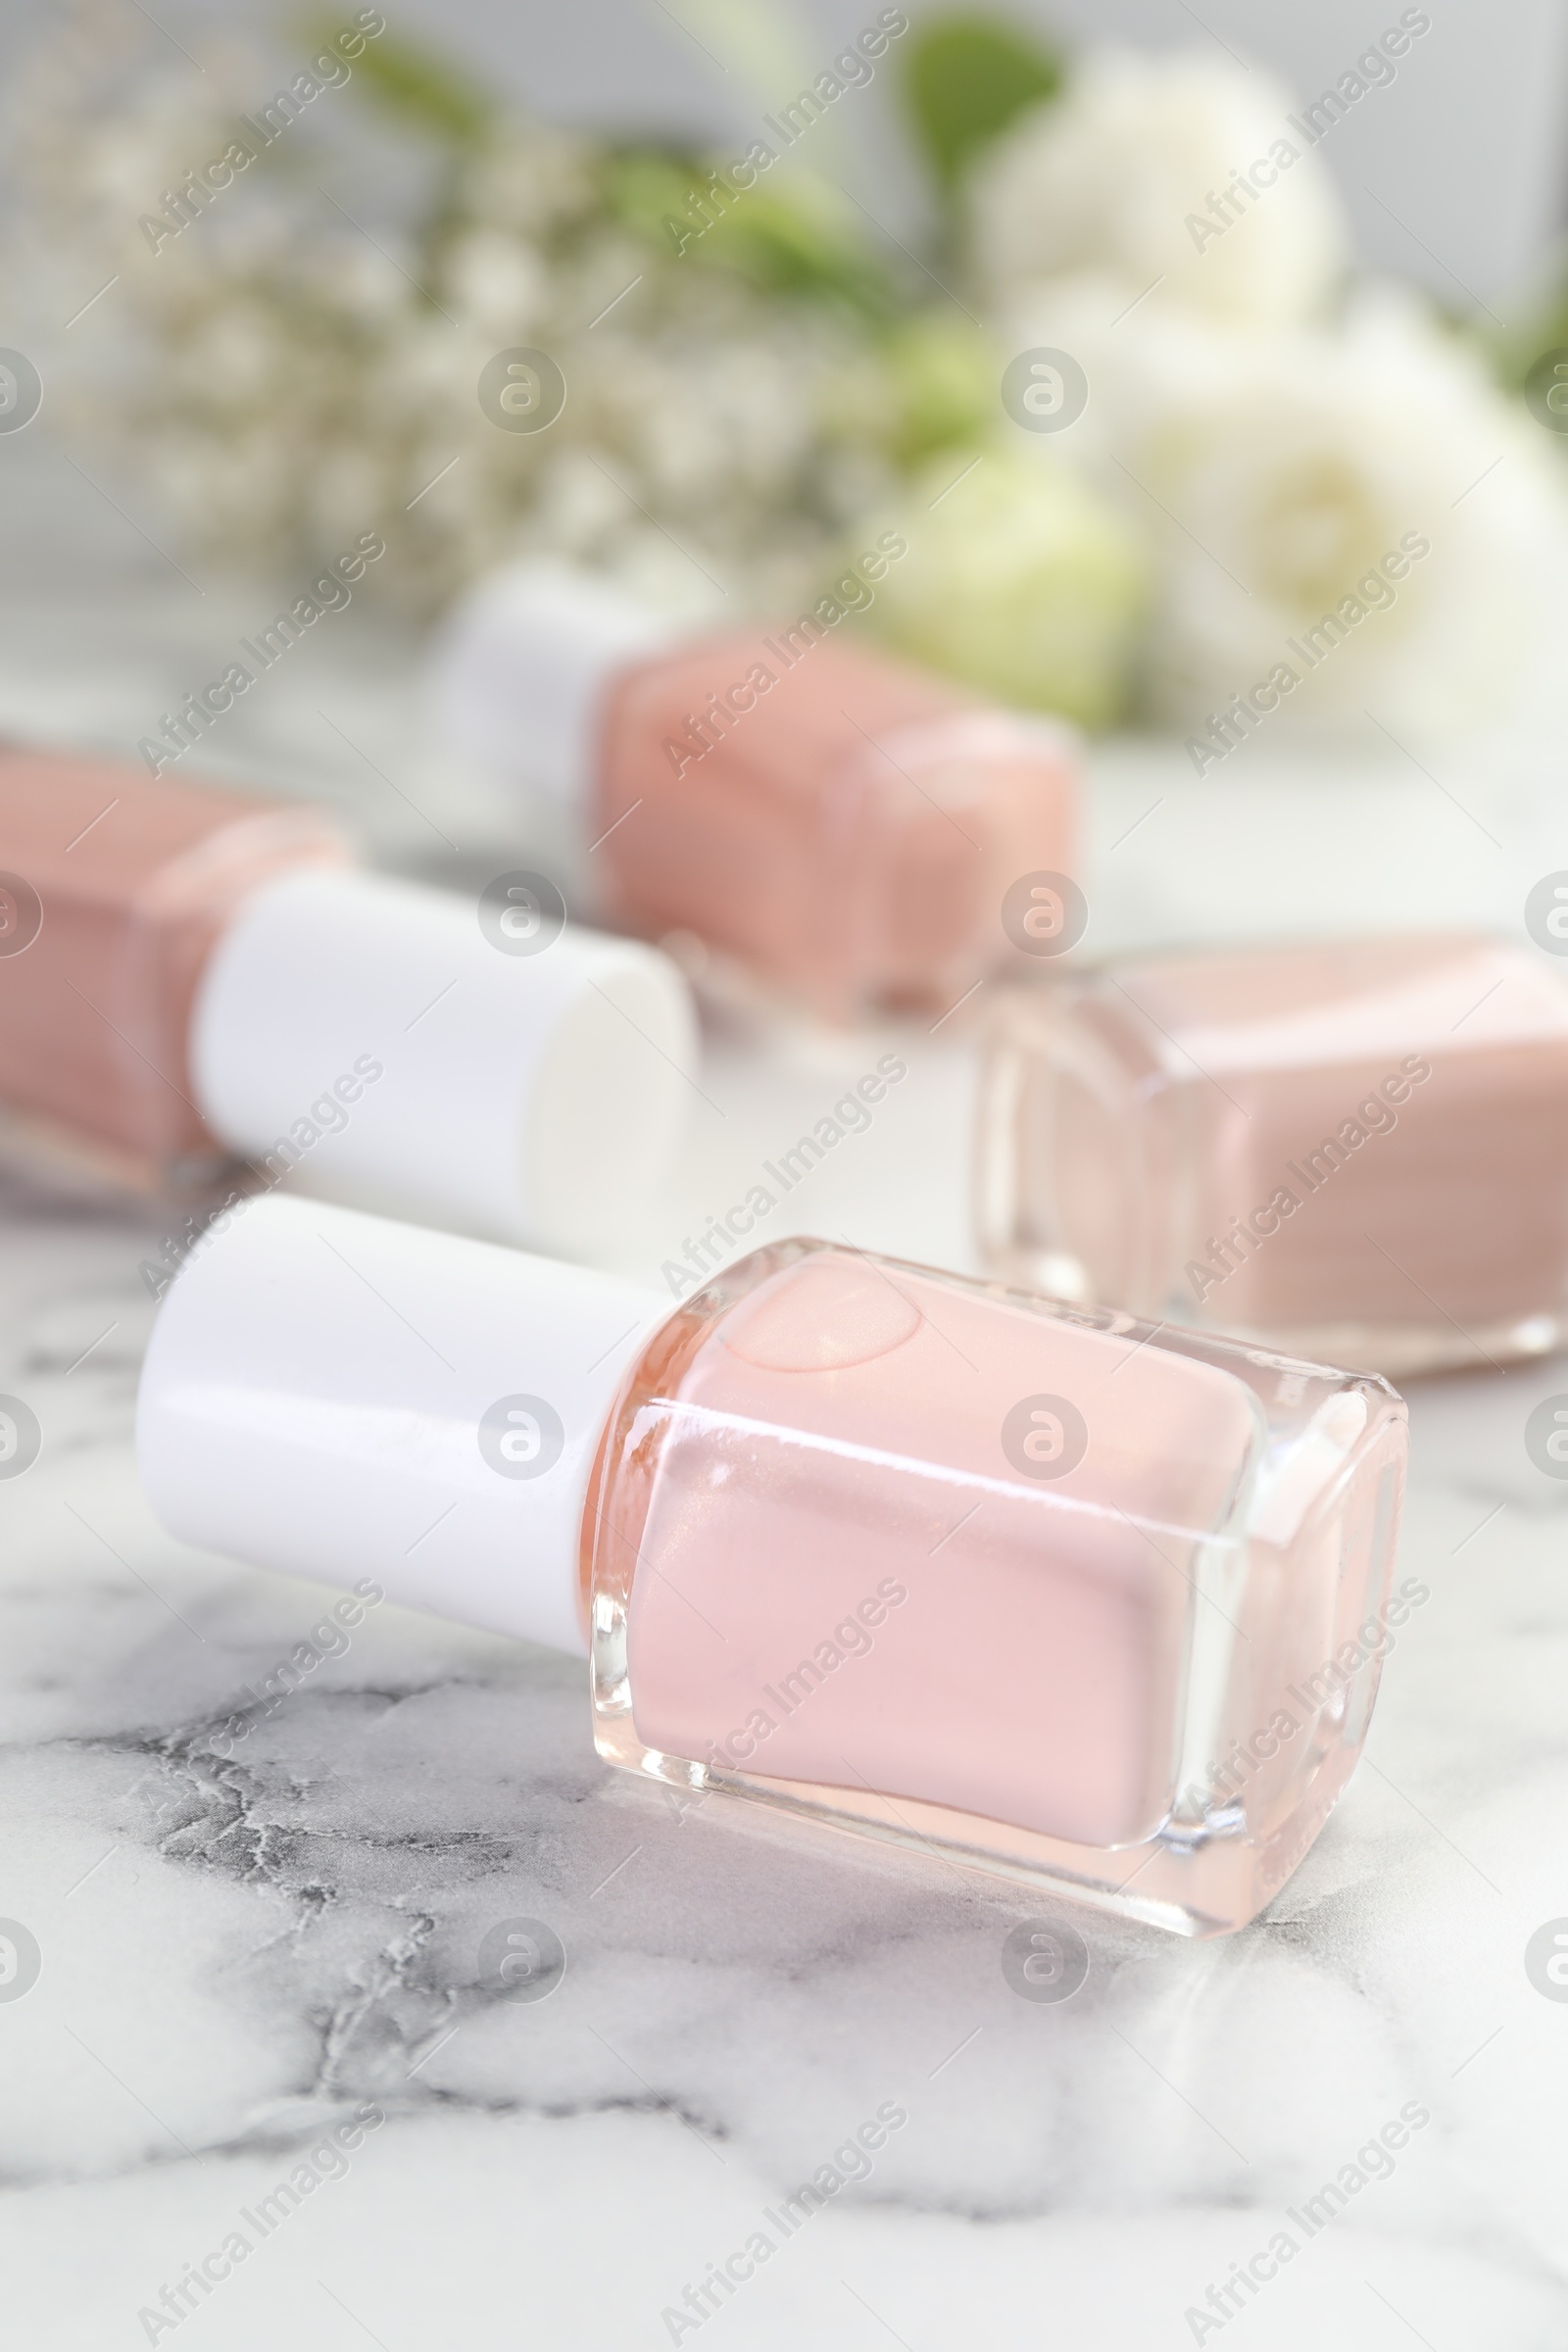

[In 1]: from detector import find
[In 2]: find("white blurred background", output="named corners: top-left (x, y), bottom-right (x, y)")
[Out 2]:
top-left (4, 0), bottom-right (1564, 298)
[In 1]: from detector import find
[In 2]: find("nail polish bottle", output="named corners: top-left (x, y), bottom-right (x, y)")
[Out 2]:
top-left (976, 933), bottom-right (1568, 1374)
top-left (0, 745), bottom-right (695, 1250)
top-left (138, 1195), bottom-right (1409, 1937)
top-left (428, 562), bottom-right (1080, 1020)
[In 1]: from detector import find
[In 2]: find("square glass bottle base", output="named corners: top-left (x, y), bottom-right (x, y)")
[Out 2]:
top-left (589, 1719), bottom-right (1373, 1939)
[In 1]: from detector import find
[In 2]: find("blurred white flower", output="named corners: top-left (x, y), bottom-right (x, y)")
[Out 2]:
top-left (969, 49), bottom-right (1348, 330)
top-left (1086, 290), bottom-right (1562, 733)
top-left (858, 444), bottom-right (1148, 729)
top-left (15, 6), bottom-right (1551, 750)
top-left (443, 233), bottom-right (550, 337)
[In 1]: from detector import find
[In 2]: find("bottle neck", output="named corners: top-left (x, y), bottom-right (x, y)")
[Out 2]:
top-left (118, 808), bottom-right (349, 1150)
top-left (428, 561), bottom-right (677, 808)
top-left (0, 748), bottom-right (344, 1174)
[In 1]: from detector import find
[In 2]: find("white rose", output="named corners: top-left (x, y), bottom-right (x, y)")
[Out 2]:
top-left (991, 267), bottom-right (1245, 479)
top-left (1102, 291), bottom-right (1560, 736)
top-left (969, 48), bottom-right (1348, 330)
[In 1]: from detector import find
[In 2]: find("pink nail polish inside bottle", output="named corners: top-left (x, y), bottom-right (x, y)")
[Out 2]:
top-left (978, 934), bottom-right (1568, 1374)
top-left (0, 744), bottom-right (344, 1188)
top-left (430, 564), bottom-right (1080, 1019)
top-left (139, 1200), bottom-right (1408, 1938)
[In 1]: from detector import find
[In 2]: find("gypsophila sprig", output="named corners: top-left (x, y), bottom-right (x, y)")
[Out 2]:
top-left (8, 8), bottom-right (917, 618)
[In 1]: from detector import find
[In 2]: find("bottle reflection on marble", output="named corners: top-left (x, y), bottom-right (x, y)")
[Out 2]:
top-left (137, 1200), bottom-right (1409, 1940)
top-left (977, 934), bottom-right (1568, 1376)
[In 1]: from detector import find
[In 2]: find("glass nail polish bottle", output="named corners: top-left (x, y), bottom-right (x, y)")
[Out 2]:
top-left (0, 744), bottom-right (695, 1249)
top-left (428, 562), bottom-right (1080, 1020)
top-left (976, 933), bottom-right (1568, 1375)
top-left (139, 1196), bottom-right (1409, 1938)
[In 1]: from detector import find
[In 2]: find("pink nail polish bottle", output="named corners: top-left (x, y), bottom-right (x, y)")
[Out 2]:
top-left (977, 933), bottom-right (1568, 1374)
top-left (0, 745), bottom-right (696, 1248)
top-left (430, 564), bottom-right (1080, 1019)
top-left (138, 1196), bottom-right (1409, 1937)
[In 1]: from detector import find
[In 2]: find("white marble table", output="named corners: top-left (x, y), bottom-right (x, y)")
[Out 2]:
top-left (3, 449), bottom-right (1568, 2349)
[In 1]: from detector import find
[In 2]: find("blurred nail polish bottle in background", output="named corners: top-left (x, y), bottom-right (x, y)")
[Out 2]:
top-left (977, 933), bottom-right (1568, 1375)
top-left (139, 1195), bottom-right (1409, 1937)
top-left (0, 745), bottom-right (695, 1250)
top-left (428, 562), bottom-right (1081, 1021)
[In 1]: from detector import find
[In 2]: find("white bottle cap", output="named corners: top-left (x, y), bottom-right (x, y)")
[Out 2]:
top-left (136, 1194), bottom-right (671, 1654)
top-left (188, 866), bottom-right (697, 1251)
top-left (426, 560), bottom-right (675, 808)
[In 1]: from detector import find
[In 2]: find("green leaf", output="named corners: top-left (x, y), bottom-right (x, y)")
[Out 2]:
top-left (904, 14), bottom-right (1063, 194)
top-left (313, 22), bottom-right (494, 145)
top-left (696, 182), bottom-right (902, 318)
top-left (604, 148), bottom-right (901, 320)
